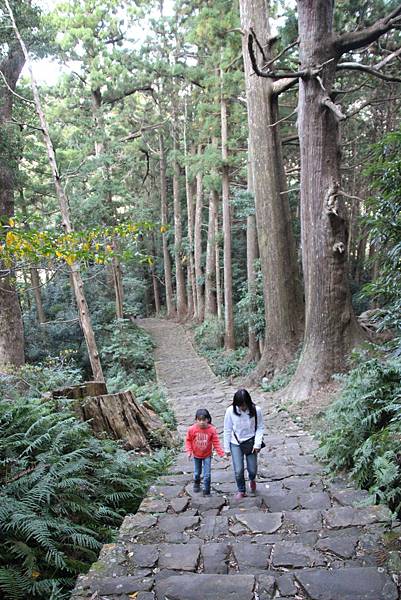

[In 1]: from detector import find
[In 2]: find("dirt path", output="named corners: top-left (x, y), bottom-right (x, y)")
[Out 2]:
top-left (72, 318), bottom-right (400, 600)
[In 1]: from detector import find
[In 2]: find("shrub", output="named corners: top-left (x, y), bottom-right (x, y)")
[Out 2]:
top-left (193, 318), bottom-right (224, 351)
top-left (0, 394), bottom-right (173, 600)
top-left (318, 349), bottom-right (401, 514)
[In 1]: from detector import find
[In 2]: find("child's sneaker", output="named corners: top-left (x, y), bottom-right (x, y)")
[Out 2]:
top-left (193, 481), bottom-right (201, 493)
top-left (202, 490), bottom-right (211, 497)
top-left (249, 480), bottom-right (257, 495)
top-left (234, 491), bottom-right (246, 500)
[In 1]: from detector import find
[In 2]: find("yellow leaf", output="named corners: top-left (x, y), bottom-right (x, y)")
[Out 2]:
top-left (8, 218), bottom-right (15, 227)
top-left (160, 225), bottom-right (167, 233)
top-left (31, 571), bottom-right (40, 579)
top-left (106, 244), bottom-right (113, 252)
top-left (128, 593), bottom-right (138, 599)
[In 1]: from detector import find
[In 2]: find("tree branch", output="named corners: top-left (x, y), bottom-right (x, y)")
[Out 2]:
top-left (337, 61), bottom-right (401, 82)
top-left (104, 85), bottom-right (154, 105)
top-left (336, 4), bottom-right (401, 54)
top-left (248, 33), bottom-right (306, 80)
top-left (0, 68), bottom-right (34, 104)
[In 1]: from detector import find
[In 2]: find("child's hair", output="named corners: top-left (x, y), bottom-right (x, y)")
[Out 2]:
top-left (195, 408), bottom-right (212, 423)
top-left (232, 388), bottom-right (256, 418)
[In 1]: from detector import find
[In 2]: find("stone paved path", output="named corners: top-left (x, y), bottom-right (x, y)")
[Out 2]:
top-left (72, 319), bottom-right (400, 600)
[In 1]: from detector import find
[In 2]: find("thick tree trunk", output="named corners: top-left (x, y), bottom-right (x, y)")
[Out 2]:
top-left (194, 148), bottom-right (205, 322)
top-left (159, 133), bottom-right (176, 318)
top-left (30, 267), bottom-right (46, 323)
top-left (172, 126), bottom-right (187, 320)
top-left (240, 0), bottom-right (303, 378)
top-left (220, 75), bottom-right (235, 350)
top-left (285, 0), bottom-right (364, 400)
top-left (204, 188), bottom-right (218, 317)
top-left (0, 43), bottom-right (26, 369)
top-left (246, 153), bottom-right (260, 362)
top-left (215, 206), bottom-right (223, 321)
top-left (9, 16), bottom-right (104, 381)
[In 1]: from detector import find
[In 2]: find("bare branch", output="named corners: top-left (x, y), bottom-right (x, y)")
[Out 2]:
top-left (104, 85), bottom-right (154, 105)
top-left (269, 108), bottom-right (297, 128)
top-left (120, 120), bottom-right (168, 142)
top-left (322, 96), bottom-right (346, 120)
top-left (375, 46), bottom-right (401, 70)
top-left (346, 95), bottom-right (401, 119)
top-left (248, 33), bottom-right (306, 80)
top-left (0, 68), bottom-right (34, 104)
top-left (337, 61), bottom-right (401, 82)
top-left (262, 39), bottom-right (298, 70)
top-left (272, 77), bottom-right (298, 95)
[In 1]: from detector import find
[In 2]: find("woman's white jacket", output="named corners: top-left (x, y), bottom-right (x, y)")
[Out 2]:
top-left (223, 405), bottom-right (264, 453)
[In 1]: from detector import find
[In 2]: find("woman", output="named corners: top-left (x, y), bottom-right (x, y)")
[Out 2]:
top-left (224, 388), bottom-right (265, 499)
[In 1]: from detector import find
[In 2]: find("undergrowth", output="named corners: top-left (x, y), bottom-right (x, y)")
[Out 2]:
top-left (318, 349), bottom-right (401, 514)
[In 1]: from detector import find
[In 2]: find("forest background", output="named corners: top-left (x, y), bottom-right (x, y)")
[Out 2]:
top-left (0, 0), bottom-right (400, 598)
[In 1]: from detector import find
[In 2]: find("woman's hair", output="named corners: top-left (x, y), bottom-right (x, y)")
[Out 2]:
top-left (195, 408), bottom-right (212, 423)
top-left (232, 388), bottom-right (256, 417)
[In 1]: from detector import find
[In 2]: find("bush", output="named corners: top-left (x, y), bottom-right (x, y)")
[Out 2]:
top-left (193, 318), bottom-right (224, 351)
top-left (203, 348), bottom-right (256, 379)
top-left (0, 393), bottom-right (173, 600)
top-left (318, 349), bottom-right (401, 514)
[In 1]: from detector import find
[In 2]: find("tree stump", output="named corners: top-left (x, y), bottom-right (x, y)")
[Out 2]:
top-left (52, 383), bottom-right (175, 450)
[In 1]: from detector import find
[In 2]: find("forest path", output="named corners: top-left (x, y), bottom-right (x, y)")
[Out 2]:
top-left (72, 318), bottom-right (400, 600)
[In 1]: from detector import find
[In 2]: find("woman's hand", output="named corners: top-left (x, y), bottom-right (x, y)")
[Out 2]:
top-left (253, 447), bottom-right (261, 454)
top-left (225, 451), bottom-right (231, 458)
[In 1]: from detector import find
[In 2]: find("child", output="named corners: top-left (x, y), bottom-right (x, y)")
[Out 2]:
top-left (224, 388), bottom-right (265, 499)
top-left (185, 408), bottom-right (225, 496)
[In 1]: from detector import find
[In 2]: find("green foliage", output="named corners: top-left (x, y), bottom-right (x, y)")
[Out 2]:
top-left (203, 348), bottom-right (256, 379)
top-left (193, 318), bottom-right (224, 351)
top-left (0, 392), bottom-right (173, 600)
top-left (260, 355), bottom-right (299, 393)
top-left (361, 130), bottom-right (401, 348)
top-left (318, 349), bottom-right (401, 514)
top-left (100, 319), bottom-right (155, 391)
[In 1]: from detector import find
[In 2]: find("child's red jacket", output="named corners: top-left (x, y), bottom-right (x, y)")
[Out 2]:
top-left (185, 423), bottom-right (225, 459)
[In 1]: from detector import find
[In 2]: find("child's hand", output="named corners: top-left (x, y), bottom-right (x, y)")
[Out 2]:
top-left (187, 453), bottom-right (193, 461)
top-left (225, 452), bottom-right (231, 458)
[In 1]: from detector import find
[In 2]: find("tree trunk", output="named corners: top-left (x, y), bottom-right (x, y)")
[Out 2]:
top-left (172, 120), bottom-right (187, 320)
top-left (194, 146), bottom-right (205, 322)
top-left (215, 203), bottom-right (223, 321)
top-left (246, 152), bottom-right (261, 362)
top-left (240, 0), bottom-right (303, 378)
top-left (204, 188), bottom-right (218, 317)
top-left (91, 89), bottom-right (124, 319)
top-left (30, 267), bottom-right (46, 324)
top-left (0, 42), bottom-right (25, 369)
top-left (9, 12), bottom-right (104, 381)
top-left (159, 133), bottom-right (176, 318)
top-left (220, 71), bottom-right (235, 350)
top-left (285, 0), bottom-right (364, 400)
top-left (53, 384), bottom-right (175, 450)
top-left (184, 141), bottom-right (197, 320)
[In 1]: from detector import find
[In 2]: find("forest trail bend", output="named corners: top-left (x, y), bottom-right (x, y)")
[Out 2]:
top-left (72, 318), bottom-right (400, 600)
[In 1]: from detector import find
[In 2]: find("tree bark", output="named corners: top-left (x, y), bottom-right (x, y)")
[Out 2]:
top-left (194, 146), bottom-right (205, 322)
top-left (8, 8), bottom-right (104, 381)
top-left (220, 71), bottom-right (235, 350)
top-left (204, 188), bottom-right (218, 317)
top-left (246, 152), bottom-right (261, 362)
top-left (0, 41), bottom-right (25, 369)
top-left (240, 0), bottom-right (303, 378)
top-left (184, 140), bottom-right (197, 320)
top-left (30, 267), bottom-right (46, 323)
top-left (285, 0), bottom-right (365, 400)
top-left (159, 133), bottom-right (176, 318)
top-left (172, 121), bottom-right (187, 320)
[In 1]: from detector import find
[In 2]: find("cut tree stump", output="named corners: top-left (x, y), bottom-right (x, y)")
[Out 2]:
top-left (52, 383), bottom-right (176, 450)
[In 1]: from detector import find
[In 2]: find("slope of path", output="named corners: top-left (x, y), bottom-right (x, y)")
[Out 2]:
top-left (71, 318), bottom-right (400, 600)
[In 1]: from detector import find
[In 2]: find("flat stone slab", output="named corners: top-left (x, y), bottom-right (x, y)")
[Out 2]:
top-left (155, 573), bottom-right (255, 600)
top-left (235, 512), bottom-right (283, 534)
top-left (233, 542), bottom-right (271, 570)
top-left (126, 544), bottom-right (159, 568)
top-left (150, 484), bottom-right (185, 498)
top-left (272, 541), bottom-right (326, 568)
top-left (295, 567), bottom-right (398, 600)
top-left (201, 543), bottom-right (231, 574)
top-left (158, 543), bottom-right (200, 571)
top-left (158, 515), bottom-right (200, 534)
top-left (261, 493), bottom-right (299, 511)
top-left (197, 516), bottom-right (228, 539)
top-left (325, 505), bottom-right (392, 529)
top-left (91, 575), bottom-right (154, 595)
top-left (191, 495), bottom-right (226, 511)
top-left (298, 492), bottom-right (331, 510)
top-left (284, 509), bottom-right (322, 532)
top-left (170, 497), bottom-right (190, 513)
top-left (139, 497), bottom-right (169, 513)
top-left (315, 536), bottom-right (357, 559)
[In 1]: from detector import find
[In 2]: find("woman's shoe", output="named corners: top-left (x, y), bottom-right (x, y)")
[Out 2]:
top-left (234, 491), bottom-right (246, 500)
